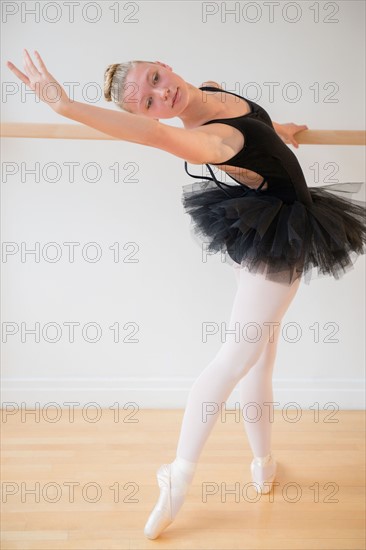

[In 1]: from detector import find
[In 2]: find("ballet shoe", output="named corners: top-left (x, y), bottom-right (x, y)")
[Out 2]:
top-left (250, 454), bottom-right (277, 494)
top-left (144, 463), bottom-right (173, 540)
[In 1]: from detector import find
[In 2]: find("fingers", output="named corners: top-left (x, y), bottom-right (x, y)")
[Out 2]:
top-left (6, 60), bottom-right (30, 85)
top-left (7, 49), bottom-right (48, 84)
top-left (287, 123), bottom-right (308, 132)
top-left (34, 50), bottom-right (47, 73)
top-left (155, 60), bottom-right (172, 71)
top-left (23, 48), bottom-right (39, 76)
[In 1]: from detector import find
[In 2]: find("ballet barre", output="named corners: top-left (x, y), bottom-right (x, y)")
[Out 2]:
top-left (1, 123), bottom-right (365, 145)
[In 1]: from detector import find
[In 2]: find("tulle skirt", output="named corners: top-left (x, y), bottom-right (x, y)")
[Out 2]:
top-left (181, 181), bottom-right (366, 285)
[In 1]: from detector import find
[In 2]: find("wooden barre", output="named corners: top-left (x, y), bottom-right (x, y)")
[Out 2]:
top-left (1, 123), bottom-right (365, 145)
top-left (1, 123), bottom-right (118, 141)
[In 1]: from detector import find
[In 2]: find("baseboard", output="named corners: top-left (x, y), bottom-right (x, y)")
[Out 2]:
top-left (1, 377), bottom-right (364, 409)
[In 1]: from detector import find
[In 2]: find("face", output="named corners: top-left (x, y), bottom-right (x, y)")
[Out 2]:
top-left (121, 61), bottom-right (189, 119)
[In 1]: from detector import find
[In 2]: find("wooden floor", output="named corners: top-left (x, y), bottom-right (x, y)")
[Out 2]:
top-left (1, 408), bottom-right (365, 549)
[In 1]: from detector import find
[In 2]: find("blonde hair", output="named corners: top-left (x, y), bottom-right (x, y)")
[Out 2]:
top-left (103, 60), bottom-right (154, 112)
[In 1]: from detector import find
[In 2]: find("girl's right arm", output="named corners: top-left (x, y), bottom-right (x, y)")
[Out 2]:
top-left (7, 50), bottom-right (225, 165)
top-left (59, 99), bottom-right (225, 165)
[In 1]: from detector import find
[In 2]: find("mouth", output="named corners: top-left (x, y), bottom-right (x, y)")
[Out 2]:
top-left (172, 87), bottom-right (179, 107)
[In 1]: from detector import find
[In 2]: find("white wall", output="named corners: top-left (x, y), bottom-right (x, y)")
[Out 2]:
top-left (1, 1), bottom-right (365, 410)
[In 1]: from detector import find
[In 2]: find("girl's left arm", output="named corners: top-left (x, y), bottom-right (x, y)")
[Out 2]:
top-left (272, 121), bottom-right (309, 149)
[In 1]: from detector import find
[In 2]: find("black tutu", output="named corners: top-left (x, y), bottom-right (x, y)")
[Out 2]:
top-left (181, 180), bottom-right (366, 285)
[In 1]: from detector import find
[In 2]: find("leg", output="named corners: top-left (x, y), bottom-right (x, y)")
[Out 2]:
top-left (239, 323), bottom-right (281, 493)
top-left (235, 265), bottom-right (282, 491)
top-left (234, 263), bottom-right (280, 458)
top-left (176, 268), bottom-right (300, 462)
top-left (239, 321), bottom-right (281, 458)
top-left (144, 268), bottom-right (301, 539)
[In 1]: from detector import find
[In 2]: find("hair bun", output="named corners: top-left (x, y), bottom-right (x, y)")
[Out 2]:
top-left (104, 63), bottom-right (119, 102)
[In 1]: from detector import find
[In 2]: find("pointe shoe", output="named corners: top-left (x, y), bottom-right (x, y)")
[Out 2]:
top-left (250, 454), bottom-right (277, 494)
top-left (144, 464), bottom-right (173, 540)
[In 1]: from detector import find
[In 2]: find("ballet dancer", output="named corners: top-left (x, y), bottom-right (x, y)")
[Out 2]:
top-left (7, 51), bottom-right (366, 540)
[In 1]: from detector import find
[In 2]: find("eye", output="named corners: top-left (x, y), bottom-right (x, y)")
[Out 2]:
top-left (146, 72), bottom-right (159, 109)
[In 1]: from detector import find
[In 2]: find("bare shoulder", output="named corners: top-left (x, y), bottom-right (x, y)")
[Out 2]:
top-left (188, 121), bottom-right (245, 165)
top-left (191, 120), bottom-right (244, 143)
top-left (200, 80), bottom-right (223, 89)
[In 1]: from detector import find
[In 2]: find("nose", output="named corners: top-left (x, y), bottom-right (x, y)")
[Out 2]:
top-left (158, 87), bottom-right (170, 101)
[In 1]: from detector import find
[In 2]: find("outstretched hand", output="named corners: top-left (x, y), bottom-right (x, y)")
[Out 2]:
top-left (6, 49), bottom-right (69, 113)
top-left (276, 122), bottom-right (309, 148)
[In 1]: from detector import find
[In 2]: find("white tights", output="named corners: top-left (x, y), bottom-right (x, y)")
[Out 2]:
top-left (145, 266), bottom-right (303, 536)
top-left (176, 265), bottom-right (301, 464)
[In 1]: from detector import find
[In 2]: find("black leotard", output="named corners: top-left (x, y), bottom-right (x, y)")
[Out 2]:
top-left (182, 86), bottom-right (366, 285)
top-left (185, 85), bottom-right (314, 205)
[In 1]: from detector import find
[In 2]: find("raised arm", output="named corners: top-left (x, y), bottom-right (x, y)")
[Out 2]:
top-left (6, 50), bottom-right (224, 165)
top-left (58, 99), bottom-right (224, 164)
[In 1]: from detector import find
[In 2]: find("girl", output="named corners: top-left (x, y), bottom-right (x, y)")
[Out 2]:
top-left (7, 50), bottom-right (366, 540)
